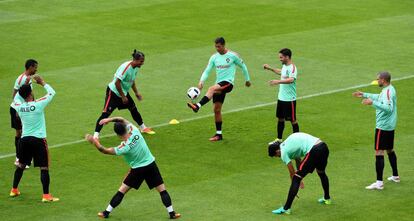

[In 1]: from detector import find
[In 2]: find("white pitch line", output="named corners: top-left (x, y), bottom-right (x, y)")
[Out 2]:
top-left (1, 74), bottom-right (413, 160)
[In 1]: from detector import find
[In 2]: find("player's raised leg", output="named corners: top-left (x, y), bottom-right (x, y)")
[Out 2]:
top-left (187, 84), bottom-right (222, 113)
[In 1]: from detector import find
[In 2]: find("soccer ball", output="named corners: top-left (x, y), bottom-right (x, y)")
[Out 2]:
top-left (187, 87), bottom-right (200, 100)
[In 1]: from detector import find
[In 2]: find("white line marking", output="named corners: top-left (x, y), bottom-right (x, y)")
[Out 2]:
top-left (1, 74), bottom-right (413, 159)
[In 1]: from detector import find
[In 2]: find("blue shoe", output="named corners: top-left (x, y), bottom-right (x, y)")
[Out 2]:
top-left (318, 197), bottom-right (332, 205)
top-left (272, 206), bottom-right (291, 215)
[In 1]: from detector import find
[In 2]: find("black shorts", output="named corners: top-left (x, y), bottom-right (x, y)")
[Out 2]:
top-left (212, 81), bottom-right (234, 104)
top-left (296, 142), bottom-right (329, 178)
top-left (10, 107), bottom-right (22, 130)
top-left (276, 100), bottom-right (297, 121)
top-left (374, 129), bottom-right (394, 150)
top-left (102, 87), bottom-right (136, 113)
top-left (19, 136), bottom-right (49, 167)
top-left (123, 161), bottom-right (164, 190)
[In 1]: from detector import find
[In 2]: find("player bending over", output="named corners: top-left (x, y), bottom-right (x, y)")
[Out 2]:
top-left (187, 37), bottom-right (251, 141)
top-left (268, 132), bottom-right (331, 215)
top-left (85, 117), bottom-right (180, 219)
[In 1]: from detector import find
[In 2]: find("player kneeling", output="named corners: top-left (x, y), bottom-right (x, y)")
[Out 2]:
top-left (268, 132), bottom-right (331, 215)
top-left (85, 117), bottom-right (181, 219)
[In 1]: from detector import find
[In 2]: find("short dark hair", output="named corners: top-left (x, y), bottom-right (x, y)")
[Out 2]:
top-left (378, 71), bottom-right (391, 82)
top-left (25, 59), bottom-right (38, 70)
top-left (279, 48), bottom-right (292, 58)
top-left (114, 122), bottom-right (127, 136)
top-left (268, 141), bottom-right (281, 157)
top-left (215, 37), bottom-right (225, 45)
top-left (132, 49), bottom-right (145, 60)
top-left (19, 84), bottom-right (32, 99)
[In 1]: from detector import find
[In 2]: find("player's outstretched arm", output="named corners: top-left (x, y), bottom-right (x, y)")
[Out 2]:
top-left (85, 134), bottom-right (116, 155)
top-left (263, 64), bottom-right (281, 75)
top-left (33, 75), bottom-right (56, 109)
top-left (99, 117), bottom-right (131, 126)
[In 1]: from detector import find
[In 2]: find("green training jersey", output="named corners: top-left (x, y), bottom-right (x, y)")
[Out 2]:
top-left (10, 73), bottom-right (32, 108)
top-left (108, 61), bottom-right (139, 97)
top-left (114, 123), bottom-right (155, 169)
top-left (200, 50), bottom-right (250, 84)
top-left (280, 132), bottom-right (319, 165)
top-left (14, 84), bottom-right (56, 139)
top-left (363, 84), bottom-right (397, 131)
top-left (278, 64), bottom-right (298, 101)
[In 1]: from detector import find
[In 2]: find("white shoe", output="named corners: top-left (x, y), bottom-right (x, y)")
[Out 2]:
top-left (365, 182), bottom-right (384, 190)
top-left (268, 138), bottom-right (283, 145)
top-left (387, 176), bottom-right (400, 183)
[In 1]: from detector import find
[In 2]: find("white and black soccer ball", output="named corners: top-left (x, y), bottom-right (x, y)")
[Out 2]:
top-left (187, 87), bottom-right (200, 100)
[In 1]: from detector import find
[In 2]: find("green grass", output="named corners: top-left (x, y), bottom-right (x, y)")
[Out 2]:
top-left (0, 0), bottom-right (414, 220)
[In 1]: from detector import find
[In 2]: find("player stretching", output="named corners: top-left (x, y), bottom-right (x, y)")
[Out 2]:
top-left (93, 50), bottom-right (155, 140)
top-left (353, 71), bottom-right (399, 190)
top-left (263, 48), bottom-right (299, 144)
top-left (85, 117), bottom-right (181, 219)
top-left (10, 59), bottom-right (38, 167)
top-left (268, 132), bottom-right (331, 215)
top-left (10, 75), bottom-right (59, 202)
top-left (187, 37), bottom-right (251, 141)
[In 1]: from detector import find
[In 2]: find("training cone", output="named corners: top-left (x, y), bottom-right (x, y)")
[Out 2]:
top-left (370, 80), bottom-right (378, 85)
top-left (169, 119), bottom-right (180, 125)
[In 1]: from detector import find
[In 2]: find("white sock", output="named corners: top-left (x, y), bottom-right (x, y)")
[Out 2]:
top-left (93, 132), bottom-right (99, 138)
top-left (216, 130), bottom-right (222, 135)
top-left (139, 123), bottom-right (146, 130)
top-left (376, 180), bottom-right (383, 186)
top-left (106, 205), bottom-right (113, 212)
top-left (196, 103), bottom-right (201, 108)
top-left (166, 205), bottom-right (174, 213)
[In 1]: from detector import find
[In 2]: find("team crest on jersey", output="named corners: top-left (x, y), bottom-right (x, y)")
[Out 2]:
top-left (226, 58), bottom-right (230, 63)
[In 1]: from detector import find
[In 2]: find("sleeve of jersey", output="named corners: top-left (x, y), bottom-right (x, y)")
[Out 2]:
top-left (372, 90), bottom-right (393, 113)
top-left (362, 93), bottom-right (379, 100)
top-left (280, 143), bottom-right (291, 165)
top-left (115, 65), bottom-right (129, 81)
top-left (36, 84), bottom-right (56, 110)
top-left (234, 55), bottom-right (250, 81)
top-left (289, 65), bottom-right (297, 79)
top-left (114, 143), bottom-right (131, 155)
top-left (281, 151), bottom-right (291, 165)
top-left (200, 56), bottom-right (215, 82)
top-left (13, 77), bottom-right (20, 90)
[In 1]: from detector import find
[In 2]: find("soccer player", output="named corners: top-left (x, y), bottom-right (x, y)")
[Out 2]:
top-left (268, 132), bottom-right (331, 215)
top-left (93, 50), bottom-right (155, 139)
top-left (352, 71), bottom-right (399, 190)
top-left (263, 48), bottom-right (299, 144)
top-left (10, 59), bottom-right (38, 167)
top-left (85, 117), bottom-right (181, 219)
top-left (187, 37), bottom-right (251, 141)
top-left (10, 75), bottom-right (59, 202)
